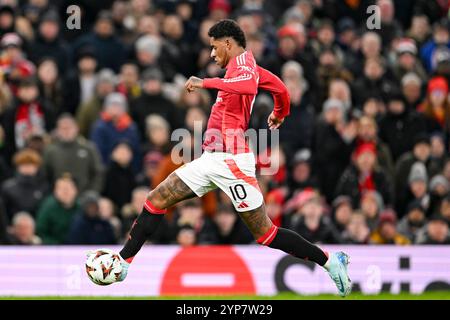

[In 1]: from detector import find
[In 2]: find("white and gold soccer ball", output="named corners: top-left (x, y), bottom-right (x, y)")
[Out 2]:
top-left (85, 249), bottom-right (123, 286)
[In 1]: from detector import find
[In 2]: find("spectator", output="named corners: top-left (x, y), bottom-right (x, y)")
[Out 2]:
top-left (286, 149), bottom-right (319, 199)
top-left (352, 57), bottom-right (397, 107)
top-left (130, 68), bottom-right (182, 139)
top-left (0, 32), bottom-right (36, 92)
top-left (90, 92), bottom-right (141, 171)
top-left (0, 198), bottom-right (9, 244)
top-left (420, 19), bottom-right (450, 72)
top-left (134, 34), bottom-right (162, 73)
top-left (406, 14), bottom-right (431, 48)
top-left (98, 196), bottom-right (121, 243)
top-left (359, 190), bottom-right (384, 232)
top-left (102, 141), bottom-right (136, 210)
top-left (290, 190), bottom-right (343, 244)
top-left (374, 0), bottom-right (402, 47)
top-left (397, 200), bottom-right (427, 242)
top-left (73, 11), bottom-right (126, 73)
top-left (417, 76), bottom-right (449, 134)
top-left (335, 142), bottom-right (393, 208)
top-left (356, 115), bottom-right (395, 180)
top-left (279, 63), bottom-right (315, 155)
top-left (401, 73), bottom-right (423, 110)
top-left (1, 148), bottom-right (47, 221)
top-left (438, 194), bottom-right (450, 224)
top-left (136, 150), bottom-right (163, 187)
top-left (64, 47), bottom-right (98, 116)
top-left (314, 98), bottom-right (355, 202)
top-left (66, 190), bottom-right (116, 244)
top-left (36, 57), bottom-right (64, 115)
top-left (35, 174), bottom-right (79, 244)
top-left (391, 38), bottom-right (427, 83)
top-left (76, 68), bottom-right (116, 138)
top-left (395, 135), bottom-right (431, 214)
top-left (29, 10), bottom-right (70, 74)
top-left (176, 224), bottom-right (197, 247)
top-left (332, 195), bottom-right (353, 234)
top-left (428, 174), bottom-right (450, 216)
top-left (378, 92), bottom-right (427, 161)
top-left (342, 211), bottom-right (370, 244)
top-left (370, 210), bottom-right (410, 245)
top-left (160, 14), bottom-right (194, 79)
top-left (7, 211), bottom-right (41, 245)
top-left (2, 77), bottom-right (56, 163)
top-left (0, 5), bottom-right (16, 38)
top-left (429, 133), bottom-right (447, 177)
top-left (265, 188), bottom-right (288, 228)
top-left (173, 199), bottom-right (217, 244)
top-left (43, 114), bottom-right (103, 193)
top-left (213, 204), bottom-right (253, 244)
top-left (116, 62), bottom-right (141, 100)
top-left (415, 214), bottom-right (450, 244)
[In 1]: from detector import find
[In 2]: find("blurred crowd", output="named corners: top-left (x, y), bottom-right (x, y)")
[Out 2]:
top-left (1, 0), bottom-right (450, 247)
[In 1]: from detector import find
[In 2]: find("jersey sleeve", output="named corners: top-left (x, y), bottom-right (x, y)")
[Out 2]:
top-left (257, 66), bottom-right (290, 119)
top-left (202, 68), bottom-right (258, 95)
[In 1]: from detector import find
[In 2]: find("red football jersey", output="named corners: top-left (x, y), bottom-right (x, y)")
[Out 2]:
top-left (202, 50), bottom-right (290, 154)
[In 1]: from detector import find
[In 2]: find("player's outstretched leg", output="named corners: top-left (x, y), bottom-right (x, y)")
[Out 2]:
top-left (238, 204), bottom-right (352, 297)
top-left (116, 172), bottom-right (196, 282)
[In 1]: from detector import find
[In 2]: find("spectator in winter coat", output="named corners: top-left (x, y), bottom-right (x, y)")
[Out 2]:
top-left (341, 211), bottom-right (370, 244)
top-left (417, 76), bottom-right (450, 134)
top-left (7, 211), bottom-right (41, 245)
top-left (72, 11), bottom-right (126, 73)
top-left (401, 73), bottom-right (423, 111)
top-left (102, 141), bottom-right (136, 210)
top-left (35, 174), bottom-right (79, 244)
top-left (356, 115), bottom-right (395, 181)
top-left (64, 47), bottom-right (98, 116)
top-left (397, 200), bottom-right (427, 242)
top-left (28, 10), bottom-right (71, 74)
top-left (391, 38), bottom-right (427, 83)
top-left (66, 191), bottom-right (116, 245)
top-left (286, 149), bottom-right (319, 200)
top-left (1, 77), bottom-right (56, 164)
top-left (378, 92), bottom-right (427, 161)
top-left (90, 92), bottom-right (141, 171)
top-left (129, 68), bottom-right (183, 140)
top-left (420, 19), bottom-right (450, 72)
top-left (331, 195), bottom-right (353, 234)
top-left (335, 142), bottom-right (393, 208)
top-left (395, 135), bottom-right (432, 214)
top-left (370, 210), bottom-right (411, 245)
top-left (1, 148), bottom-right (48, 221)
top-left (43, 114), bottom-right (103, 193)
top-left (359, 190), bottom-right (385, 232)
top-left (290, 189), bottom-right (343, 244)
top-left (415, 214), bottom-right (450, 244)
top-left (314, 98), bottom-right (356, 202)
top-left (76, 69), bottom-right (116, 138)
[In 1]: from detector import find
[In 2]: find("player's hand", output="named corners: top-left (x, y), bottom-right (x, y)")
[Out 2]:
top-left (185, 76), bottom-right (204, 93)
top-left (267, 112), bottom-right (284, 130)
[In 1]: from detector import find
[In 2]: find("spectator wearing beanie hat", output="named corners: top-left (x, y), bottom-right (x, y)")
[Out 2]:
top-left (395, 134), bottom-right (432, 215)
top-left (417, 76), bottom-right (450, 133)
top-left (335, 142), bottom-right (393, 209)
top-left (428, 174), bottom-right (450, 216)
top-left (1, 148), bottom-right (48, 222)
top-left (208, 0), bottom-right (231, 21)
top-left (415, 213), bottom-right (450, 244)
top-left (392, 38), bottom-right (427, 83)
top-left (90, 92), bottom-right (141, 172)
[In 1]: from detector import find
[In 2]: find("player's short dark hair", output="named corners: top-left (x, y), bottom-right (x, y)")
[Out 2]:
top-left (208, 19), bottom-right (246, 48)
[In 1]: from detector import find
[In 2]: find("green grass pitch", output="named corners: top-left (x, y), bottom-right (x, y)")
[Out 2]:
top-left (1, 292), bottom-right (450, 300)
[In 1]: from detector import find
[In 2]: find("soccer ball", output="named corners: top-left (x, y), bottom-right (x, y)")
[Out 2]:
top-left (85, 249), bottom-right (123, 286)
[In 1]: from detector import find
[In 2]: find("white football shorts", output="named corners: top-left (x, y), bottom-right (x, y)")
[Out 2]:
top-left (175, 151), bottom-right (264, 212)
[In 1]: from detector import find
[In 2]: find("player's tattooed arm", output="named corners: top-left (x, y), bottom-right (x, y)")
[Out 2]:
top-left (149, 172), bottom-right (196, 209)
